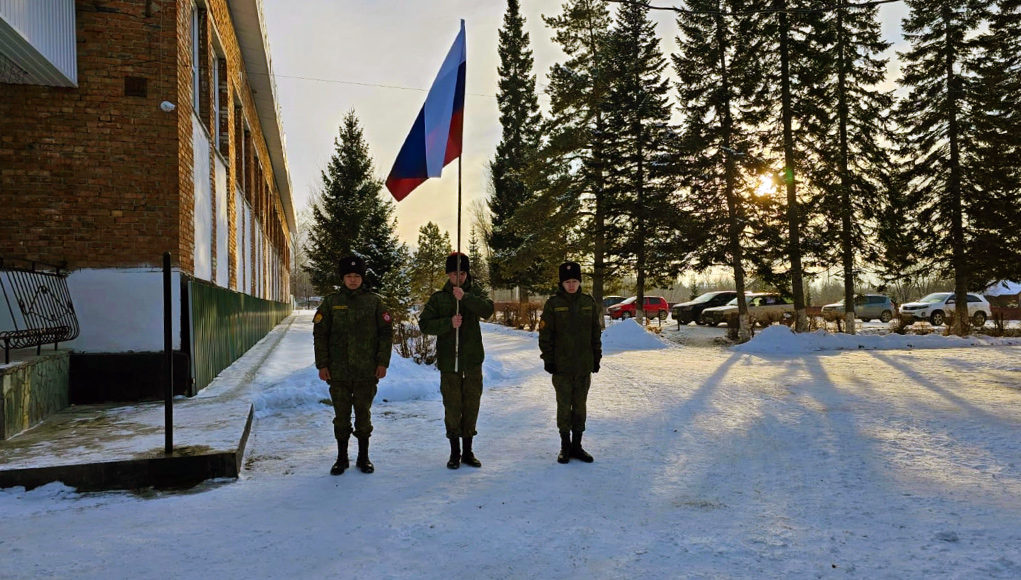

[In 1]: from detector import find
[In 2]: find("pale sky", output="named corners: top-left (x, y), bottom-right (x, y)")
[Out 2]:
top-left (261, 0), bottom-right (909, 247)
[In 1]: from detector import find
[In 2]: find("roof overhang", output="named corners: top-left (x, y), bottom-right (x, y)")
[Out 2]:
top-left (0, 0), bottom-right (77, 87)
top-left (228, 0), bottom-right (295, 234)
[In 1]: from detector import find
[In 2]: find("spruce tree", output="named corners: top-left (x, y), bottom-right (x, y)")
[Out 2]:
top-left (467, 225), bottom-right (490, 296)
top-left (896, 0), bottom-right (991, 334)
top-left (542, 0), bottom-right (616, 310)
top-left (601, 0), bottom-right (677, 321)
top-left (673, 0), bottom-right (761, 340)
top-left (799, 2), bottom-right (895, 333)
top-left (409, 222), bottom-right (452, 305)
top-left (304, 111), bottom-right (405, 295)
top-left (489, 0), bottom-right (544, 300)
top-left (737, 0), bottom-right (826, 330)
top-left (967, 0), bottom-right (1021, 288)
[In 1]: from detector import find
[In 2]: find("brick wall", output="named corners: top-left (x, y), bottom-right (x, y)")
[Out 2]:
top-left (0, 1), bottom-right (180, 269)
top-left (1, 0), bottom-right (290, 299)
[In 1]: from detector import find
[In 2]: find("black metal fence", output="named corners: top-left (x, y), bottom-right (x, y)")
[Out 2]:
top-left (0, 258), bottom-right (80, 363)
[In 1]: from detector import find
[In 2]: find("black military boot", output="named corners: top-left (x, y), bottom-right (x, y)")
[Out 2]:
top-left (447, 437), bottom-right (461, 469)
top-left (570, 430), bottom-right (594, 463)
top-left (355, 437), bottom-right (374, 474)
top-left (461, 436), bottom-right (482, 468)
top-left (557, 431), bottom-right (571, 464)
top-left (330, 437), bottom-right (349, 475)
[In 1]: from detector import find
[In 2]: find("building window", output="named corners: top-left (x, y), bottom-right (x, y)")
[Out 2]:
top-left (191, 3), bottom-right (210, 130)
top-left (216, 58), bottom-right (229, 158)
top-left (191, 5), bottom-right (200, 113)
top-left (234, 104), bottom-right (245, 187)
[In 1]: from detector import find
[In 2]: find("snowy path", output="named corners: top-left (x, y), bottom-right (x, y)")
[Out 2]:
top-left (1, 312), bottom-right (1019, 579)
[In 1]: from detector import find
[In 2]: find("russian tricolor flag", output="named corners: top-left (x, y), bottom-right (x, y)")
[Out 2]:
top-left (385, 21), bottom-right (466, 201)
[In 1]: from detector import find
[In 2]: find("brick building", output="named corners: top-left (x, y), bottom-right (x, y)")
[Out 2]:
top-left (0, 0), bottom-right (295, 400)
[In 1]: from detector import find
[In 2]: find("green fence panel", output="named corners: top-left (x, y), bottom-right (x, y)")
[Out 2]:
top-left (188, 279), bottom-right (292, 394)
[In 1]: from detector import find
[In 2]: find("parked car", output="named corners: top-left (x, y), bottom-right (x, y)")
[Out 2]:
top-left (671, 290), bottom-right (739, 326)
top-left (607, 296), bottom-right (670, 320)
top-left (820, 294), bottom-right (895, 323)
top-left (602, 295), bottom-right (625, 313)
top-left (701, 293), bottom-right (794, 327)
top-left (899, 292), bottom-right (991, 326)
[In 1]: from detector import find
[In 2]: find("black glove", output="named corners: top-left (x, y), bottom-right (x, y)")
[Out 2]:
top-left (592, 360), bottom-right (600, 374)
top-left (544, 360), bottom-right (557, 375)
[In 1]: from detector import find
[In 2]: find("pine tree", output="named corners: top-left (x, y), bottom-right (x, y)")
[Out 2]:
top-left (600, 0), bottom-right (677, 321)
top-left (489, 0), bottom-right (544, 299)
top-left (409, 222), bottom-right (451, 305)
top-left (304, 111), bottom-right (404, 294)
top-left (895, 0), bottom-right (991, 334)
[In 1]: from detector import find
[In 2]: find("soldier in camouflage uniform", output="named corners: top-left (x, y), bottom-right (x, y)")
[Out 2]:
top-left (313, 255), bottom-right (393, 475)
top-left (419, 252), bottom-right (495, 469)
top-left (538, 261), bottom-right (602, 464)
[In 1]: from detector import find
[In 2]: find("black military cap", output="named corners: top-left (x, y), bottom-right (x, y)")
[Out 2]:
top-left (559, 261), bottom-right (582, 283)
top-left (445, 252), bottom-right (470, 273)
top-left (339, 255), bottom-right (367, 277)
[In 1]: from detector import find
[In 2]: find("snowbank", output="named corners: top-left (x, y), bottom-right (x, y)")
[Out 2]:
top-left (602, 319), bottom-right (670, 353)
top-left (733, 324), bottom-right (1021, 354)
top-left (379, 352), bottom-right (442, 402)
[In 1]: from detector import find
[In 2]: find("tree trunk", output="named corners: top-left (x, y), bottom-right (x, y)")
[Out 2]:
top-left (836, 5), bottom-right (856, 335)
top-left (944, 3), bottom-right (969, 337)
top-left (716, 9), bottom-right (750, 342)
top-left (778, 0), bottom-right (807, 332)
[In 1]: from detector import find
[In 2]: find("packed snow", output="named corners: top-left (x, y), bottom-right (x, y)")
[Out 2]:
top-left (1, 312), bottom-right (1019, 579)
top-left (734, 324), bottom-right (1021, 355)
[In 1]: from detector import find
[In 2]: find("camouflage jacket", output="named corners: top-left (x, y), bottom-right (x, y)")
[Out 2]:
top-left (418, 278), bottom-right (494, 373)
top-left (538, 289), bottom-right (602, 375)
top-left (313, 287), bottom-right (393, 381)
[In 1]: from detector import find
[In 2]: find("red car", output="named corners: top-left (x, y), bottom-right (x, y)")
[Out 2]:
top-left (607, 296), bottom-right (670, 320)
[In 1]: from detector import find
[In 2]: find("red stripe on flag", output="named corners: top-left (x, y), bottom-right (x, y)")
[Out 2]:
top-left (444, 109), bottom-right (463, 165)
top-left (385, 176), bottom-right (427, 201)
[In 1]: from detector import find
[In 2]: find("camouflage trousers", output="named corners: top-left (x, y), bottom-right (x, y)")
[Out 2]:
top-left (439, 366), bottom-right (483, 439)
top-left (329, 379), bottom-right (378, 440)
top-left (552, 372), bottom-right (591, 433)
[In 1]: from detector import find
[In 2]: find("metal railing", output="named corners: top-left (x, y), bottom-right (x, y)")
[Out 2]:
top-left (0, 258), bottom-right (79, 363)
top-left (187, 277), bottom-right (291, 393)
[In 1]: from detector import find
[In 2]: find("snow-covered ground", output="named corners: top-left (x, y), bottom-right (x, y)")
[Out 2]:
top-left (2, 313), bottom-right (1020, 579)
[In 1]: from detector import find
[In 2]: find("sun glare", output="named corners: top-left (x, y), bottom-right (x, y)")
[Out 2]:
top-left (753, 174), bottom-right (778, 197)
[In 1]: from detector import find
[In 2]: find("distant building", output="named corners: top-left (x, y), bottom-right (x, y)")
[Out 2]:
top-left (1, 0), bottom-right (294, 400)
top-left (985, 281), bottom-right (1021, 308)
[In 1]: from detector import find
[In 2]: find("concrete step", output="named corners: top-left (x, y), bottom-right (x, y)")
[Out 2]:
top-left (0, 397), bottom-right (252, 491)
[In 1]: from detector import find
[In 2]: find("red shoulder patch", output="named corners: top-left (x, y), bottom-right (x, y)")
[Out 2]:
top-left (382, 311), bottom-right (392, 323)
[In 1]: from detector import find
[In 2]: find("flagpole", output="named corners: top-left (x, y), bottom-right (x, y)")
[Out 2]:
top-left (454, 140), bottom-right (463, 372)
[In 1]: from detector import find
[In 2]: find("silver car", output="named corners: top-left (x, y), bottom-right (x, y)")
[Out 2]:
top-left (820, 294), bottom-right (895, 323)
top-left (701, 293), bottom-right (794, 327)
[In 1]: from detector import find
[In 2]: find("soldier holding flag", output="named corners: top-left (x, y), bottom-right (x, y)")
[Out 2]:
top-left (418, 252), bottom-right (494, 469)
top-left (385, 23), bottom-right (487, 468)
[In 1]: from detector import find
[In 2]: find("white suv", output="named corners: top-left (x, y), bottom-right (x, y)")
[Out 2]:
top-left (899, 292), bottom-right (991, 326)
